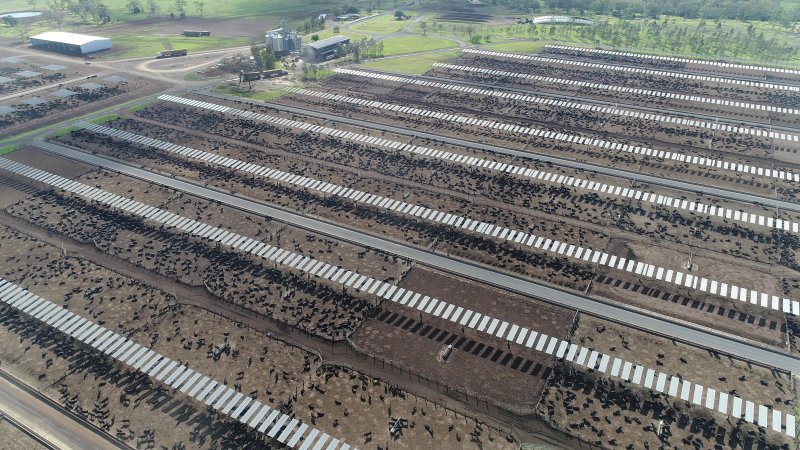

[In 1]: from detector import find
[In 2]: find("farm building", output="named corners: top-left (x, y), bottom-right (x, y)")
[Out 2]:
top-left (30, 31), bottom-right (112, 55)
top-left (304, 35), bottom-right (349, 62)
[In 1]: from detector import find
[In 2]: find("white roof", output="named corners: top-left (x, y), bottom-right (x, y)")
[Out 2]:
top-left (31, 31), bottom-right (110, 46)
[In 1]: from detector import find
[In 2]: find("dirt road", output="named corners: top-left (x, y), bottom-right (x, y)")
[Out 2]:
top-left (0, 370), bottom-right (125, 450)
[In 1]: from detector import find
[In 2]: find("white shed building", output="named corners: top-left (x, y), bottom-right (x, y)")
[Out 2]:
top-left (30, 32), bottom-right (112, 55)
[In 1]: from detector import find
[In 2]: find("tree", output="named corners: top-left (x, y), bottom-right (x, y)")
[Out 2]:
top-left (250, 44), bottom-right (276, 71)
top-left (18, 19), bottom-right (32, 42)
top-left (250, 43), bottom-right (264, 69)
top-left (95, 2), bottom-right (111, 24)
top-left (218, 53), bottom-right (255, 73)
top-left (194, 0), bottom-right (204, 17)
top-left (45, 0), bottom-right (69, 30)
top-left (527, 22), bottom-right (537, 38)
top-left (70, 0), bottom-right (94, 23)
top-left (146, 0), bottom-right (159, 16)
top-left (173, 0), bottom-right (187, 17)
top-left (311, 34), bottom-right (320, 41)
top-left (419, 21), bottom-right (427, 35)
top-left (2, 16), bottom-right (18, 28)
top-left (69, 0), bottom-right (111, 24)
top-left (262, 46), bottom-right (276, 69)
top-left (26, 0), bottom-right (38, 9)
top-left (468, 34), bottom-right (482, 44)
top-left (126, 0), bottom-right (143, 14)
top-left (88, 0), bottom-right (109, 24)
top-left (313, 15), bottom-right (324, 31)
top-left (394, 10), bottom-right (404, 20)
top-left (333, 25), bottom-right (340, 33)
top-left (302, 63), bottom-right (319, 81)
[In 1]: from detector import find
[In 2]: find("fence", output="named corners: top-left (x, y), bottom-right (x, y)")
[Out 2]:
top-left (5, 193), bottom-right (597, 448)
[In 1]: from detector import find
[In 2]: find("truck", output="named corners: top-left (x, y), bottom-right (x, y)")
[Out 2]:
top-left (183, 30), bottom-right (211, 37)
top-left (262, 69), bottom-right (288, 78)
top-left (155, 49), bottom-right (188, 59)
top-left (239, 71), bottom-right (261, 83)
top-left (238, 69), bottom-right (288, 83)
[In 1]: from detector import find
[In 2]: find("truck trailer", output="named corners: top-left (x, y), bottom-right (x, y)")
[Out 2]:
top-left (155, 49), bottom-right (188, 59)
top-left (183, 30), bottom-right (211, 37)
top-left (238, 69), bottom-right (288, 83)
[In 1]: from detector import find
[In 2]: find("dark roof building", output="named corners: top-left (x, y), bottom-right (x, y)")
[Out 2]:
top-left (304, 35), bottom-right (349, 61)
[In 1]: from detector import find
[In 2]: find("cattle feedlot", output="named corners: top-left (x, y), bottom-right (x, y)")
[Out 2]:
top-left (4, 6), bottom-right (800, 450)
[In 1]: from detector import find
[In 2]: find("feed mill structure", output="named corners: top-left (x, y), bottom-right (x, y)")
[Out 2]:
top-left (265, 23), bottom-right (302, 56)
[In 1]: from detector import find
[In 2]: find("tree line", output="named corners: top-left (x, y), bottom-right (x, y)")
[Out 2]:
top-left (562, 19), bottom-right (797, 64)
top-left (43, 0), bottom-right (112, 27)
top-left (334, 37), bottom-right (384, 62)
top-left (126, 0), bottom-right (205, 18)
top-left (30, 0), bottom-right (208, 27)
top-left (492, 0), bottom-right (800, 24)
top-left (3, 0), bottom-right (112, 38)
top-left (423, 17), bottom-right (798, 65)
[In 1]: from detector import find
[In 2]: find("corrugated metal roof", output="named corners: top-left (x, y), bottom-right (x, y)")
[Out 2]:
top-left (30, 31), bottom-right (110, 46)
top-left (306, 35), bottom-right (349, 50)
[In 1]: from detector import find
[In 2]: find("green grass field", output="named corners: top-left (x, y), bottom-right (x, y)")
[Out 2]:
top-left (304, 29), bottom-right (456, 59)
top-left (53, 126), bottom-right (81, 137)
top-left (3, 0), bottom-right (798, 68)
top-left (414, 13), bottom-right (800, 67)
top-left (0, 19), bottom-right (55, 41)
top-left (361, 49), bottom-right (459, 74)
top-left (96, 32), bottom-right (250, 59)
top-left (90, 114), bottom-right (121, 124)
top-left (348, 13), bottom-right (411, 35)
top-left (0, 144), bottom-right (19, 155)
top-left (215, 83), bottom-right (295, 101)
top-left (306, 28), bottom-right (364, 42)
top-left (381, 35), bottom-right (457, 56)
top-left (1, 0), bottom-right (371, 22)
top-left (128, 101), bottom-right (156, 112)
top-left (0, 0), bottom-right (369, 58)
top-left (0, 0), bottom-right (317, 58)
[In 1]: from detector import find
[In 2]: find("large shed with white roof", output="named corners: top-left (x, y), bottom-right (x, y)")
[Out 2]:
top-left (30, 31), bottom-right (112, 55)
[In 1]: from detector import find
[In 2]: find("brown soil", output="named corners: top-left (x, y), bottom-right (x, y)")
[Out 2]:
top-left (0, 222), bottom-right (520, 449)
top-left (536, 313), bottom-right (795, 449)
top-left (0, 421), bottom-right (48, 450)
top-left (351, 266), bottom-right (577, 414)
